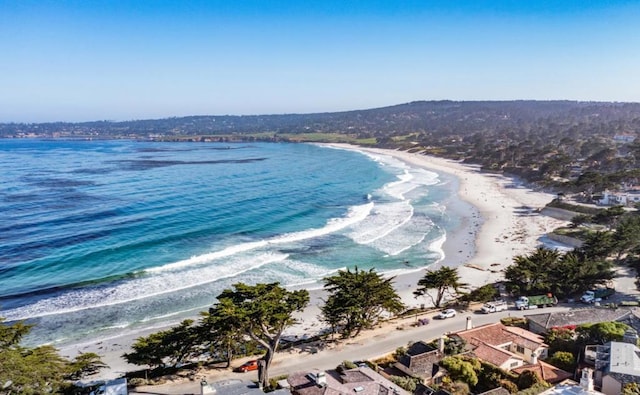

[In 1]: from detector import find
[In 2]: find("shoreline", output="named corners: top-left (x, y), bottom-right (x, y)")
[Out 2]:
top-left (59, 144), bottom-right (568, 381)
top-left (323, 144), bottom-right (566, 298)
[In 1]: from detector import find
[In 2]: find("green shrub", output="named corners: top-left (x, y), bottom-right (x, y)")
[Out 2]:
top-left (389, 375), bottom-right (419, 392)
top-left (127, 377), bottom-right (148, 387)
top-left (458, 284), bottom-right (499, 303)
top-left (546, 351), bottom-right (576, 372)
top-left (499, 379), bottom-right (518, 393)
top-left (342, 360), bottom-right (357, 369)
top-left (441, 356), bottom-right (479, 387)
top-left (267, 375), bottom-right (288, 392)
top-left (501, 317), bottom-right (527, 328)
top-left (394, 346), bottom-right (408, 359)
top-left (517, 370), bottom-right (546, 391)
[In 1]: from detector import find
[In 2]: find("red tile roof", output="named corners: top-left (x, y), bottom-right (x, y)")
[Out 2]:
top-left (455, 322), bottom-right (546, 351)
top-left (512, 361), bottom-right (573, 384)
top-left (472, 343), bottom-right (522, 367)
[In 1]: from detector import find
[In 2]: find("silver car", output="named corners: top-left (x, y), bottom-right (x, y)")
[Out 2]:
top-left (435, 309), bottom-right (456, 319)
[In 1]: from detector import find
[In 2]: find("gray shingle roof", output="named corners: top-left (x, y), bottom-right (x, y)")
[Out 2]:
top-left (526, 308), bottom-right (633, 330)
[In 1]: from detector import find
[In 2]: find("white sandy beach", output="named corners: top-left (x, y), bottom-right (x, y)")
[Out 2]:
top-left (60, 144), bottom-right (568, 382)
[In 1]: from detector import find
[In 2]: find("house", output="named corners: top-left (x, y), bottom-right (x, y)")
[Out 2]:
top-left (512, 360), bottom-right (573, 384)
top-left (476, 388), bottom-right (511, 395)
top-left (470, 342), bottom-right (525, 371)
top-left (538, 379), bottom-right (605, 395)
top-left (200, 379), bottom-right (290, 395)
top-left (525, 308), bottom-right (635, 335)
top-left (534, 369), bottom-right (604, 394)
top-left (593, 341), bottom-right (640, 395)
top-left (287, 366), bottom-right (409, 395)
top-left (414, 383), bottom-right (452, 395)
top-left (613, 134), bottom-right (636, 143)
top-left (595, 190), bottom-right (640, 207)
top-left (451, 322), bottom-right (548, 371)
top-left (394, 341), bottom-right (443, 383)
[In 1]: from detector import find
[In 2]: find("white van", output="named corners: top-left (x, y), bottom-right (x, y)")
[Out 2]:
top-left (481, 300), bottom-right (508, 313)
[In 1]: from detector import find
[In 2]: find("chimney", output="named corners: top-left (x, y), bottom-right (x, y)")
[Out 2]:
top-left (466, 316), bottom-right (473, 330)
top-left (200, 380), bottom-right (217, 395)
top-left (530, 352), bottom-right (538, 365)
top-left (438, 337), bottom-right (446, 353)
top-left (580, 368), bottom-right (594, 391)
top-left (315, 371), bottom-right (327, 387)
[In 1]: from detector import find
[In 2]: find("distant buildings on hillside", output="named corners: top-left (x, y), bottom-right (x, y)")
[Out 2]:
top-left (595, 190), bottom-right (640, 207)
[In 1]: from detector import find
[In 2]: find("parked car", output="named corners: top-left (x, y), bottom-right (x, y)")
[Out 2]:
top-left (435, 309), bottom-right (456, 319)
top-left (481, 300), bottom-right (508, 313)
top-left (234, 359), bottom-right (259, 372)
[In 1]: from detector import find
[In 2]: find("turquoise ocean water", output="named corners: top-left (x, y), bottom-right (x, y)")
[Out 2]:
top-left (0, 140), bottom-right (468, 346)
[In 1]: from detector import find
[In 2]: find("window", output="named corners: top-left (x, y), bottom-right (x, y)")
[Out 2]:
top-left (516, 345), bottom-right (525, 354)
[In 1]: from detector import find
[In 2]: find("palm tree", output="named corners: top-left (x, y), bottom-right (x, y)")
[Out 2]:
top-left (504, 247), bottom-right (561, 295)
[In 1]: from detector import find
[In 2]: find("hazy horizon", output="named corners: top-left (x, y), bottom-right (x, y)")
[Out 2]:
top-left (1, 0), bottom-right (639, 123)
top-left (3, 98), bottom-right (640, 125)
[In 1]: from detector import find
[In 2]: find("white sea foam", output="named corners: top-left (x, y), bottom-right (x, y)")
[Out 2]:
top-left (344, 155), bottom-right (445, 257)
top-left (368, 213), bottom-right (435, 256)
top-left (428, 233), bottom-right (447, 262)
top-left (271, 202), bottom-right (373, 243)
top-left (384, 169), bottom-right (415, 200)
top-left (146, 240), bottom-right (269, 273)
top-left (281, 258), bottom-right (336, 278)
top-left (348, 201), bottom-right (414, 245)
top-left (3, 252), bottom-right (289, 321)
top-left (147, 202), bottom-right (374, 274)
top-left (374, 156), bottom-right (440, 202)
top-left (256, 258), bottom-right (331, 289)
top-left (102, 322), bottom-right (130, 330)
top-left (5, 202), bottom-right (377, 321)
top-left (4, 202), bottom-right (374, 320)
top-left (391, 229), bottom-right (429, 256)
top-left (139, 309), bottom-right (191, 323)
top-left (285, 265), bottom-right (349, 289)
top-left (357, 150), bottom-right (404, 169)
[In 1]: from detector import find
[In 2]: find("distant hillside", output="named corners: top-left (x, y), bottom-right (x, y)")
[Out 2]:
top-left (2, 100), bottom-right (640, 141)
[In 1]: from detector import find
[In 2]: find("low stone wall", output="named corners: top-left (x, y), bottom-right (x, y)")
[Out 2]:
top-left (540, 207), bottom-right (580, 221)
top-left (546, 233), bottom-right (583, 248)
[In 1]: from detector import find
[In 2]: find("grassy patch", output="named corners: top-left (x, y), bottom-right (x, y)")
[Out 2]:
top-left (552, 227), bottom-right (592, 240)
top-left (283, 133), bottom-right (376, 145)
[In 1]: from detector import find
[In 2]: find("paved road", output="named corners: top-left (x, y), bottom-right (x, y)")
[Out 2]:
top-left (132, 304), bottom-right (571, 395)
top-left (612, 265), bottom-right (639, 303)
top-left (131, 266), bottom-right (640, 394)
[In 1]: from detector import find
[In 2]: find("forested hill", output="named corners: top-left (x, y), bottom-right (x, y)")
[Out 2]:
top-left (2, 100), bottom-right (640, 142)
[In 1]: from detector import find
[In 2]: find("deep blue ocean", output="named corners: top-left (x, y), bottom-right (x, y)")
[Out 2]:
top-left (0, 140), bottom-right (463, 346)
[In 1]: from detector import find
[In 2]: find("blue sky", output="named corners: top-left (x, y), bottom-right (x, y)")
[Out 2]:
top-left (1, 1), bottom-right (639, 122)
